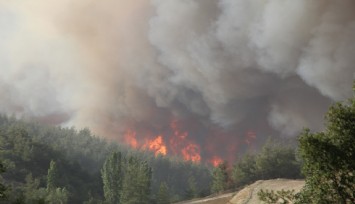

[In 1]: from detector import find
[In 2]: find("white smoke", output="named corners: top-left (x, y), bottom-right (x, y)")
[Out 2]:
top-left (0, 0), bottom-right (354, 146)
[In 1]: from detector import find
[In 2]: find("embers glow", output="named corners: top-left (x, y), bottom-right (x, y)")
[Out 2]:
top-left (209, 156), bottom-right (223, 167)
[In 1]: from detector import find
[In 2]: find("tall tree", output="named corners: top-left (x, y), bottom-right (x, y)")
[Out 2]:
top-left (0, 160), bottom-right (6, 200)
top-left (46, 187), bottom-right (69, 204)
top-left (255, 139), bottom-right (301, 180)
top-left (120, 157), bottom-right (152, 204)
top-left (47, 160), bottom-right (59, 191)
top-left (232, 154), bottom-right (258, 187)
top-left (24, 173), bottom-right (46, 203)
top-left (211, 162), bottom-right (229, 194)
top-left (157, 182), bottom-right (170, 204)
top-left (101, 152), bottom-right (122, 204)
top-left (296, 85), bottom-right (355, 203)
top-left (46, 160), bottom-right (69, 204)
top-left (185, 176), bottom-right (198, 199)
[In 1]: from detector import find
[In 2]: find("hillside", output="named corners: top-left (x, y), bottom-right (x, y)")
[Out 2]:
top-left (179, 179), bottom-right (304, 204)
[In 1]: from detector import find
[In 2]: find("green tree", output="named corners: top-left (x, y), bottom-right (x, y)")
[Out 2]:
top-left (185, 176), bottom-right (198, 199)
top-left (211, 162), bottom-right (229, 194)
top-left (0, 161), bottom-right (6, 200)
top-left (232, 141), bottom-right (301, 189)
top-left (255, 140), bottom-right (301, 180)
top-left (47, 160), bottom-right (59, 191)
top-left (232, 154), bottom-right (258, 187)
top-left (120, 157), bottom-right (152, 204)
top-left (296, 91), bottom-right (355, 203)
top-left (46, 160), bottom-right (68, 204)
top-left (24, 173), bottom-right (46, 203)
top-left (156, 182), bottom-right (170, 204)
top-left (101, 152), bottom-right (122, 204)
top-left (45, 187), bottom-right (69, 204)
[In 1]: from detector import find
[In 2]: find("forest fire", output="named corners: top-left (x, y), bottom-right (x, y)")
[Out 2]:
top-left (209, 156), bottom-right (223, 167)
top-left (124, 129), bottom-right (138, 149)
top-left (143, 136), bottom-right (167, 156)
top-left (122, 121), bottom-right (259, 165)
top-left (122, 120), bottom-right (203, 163)
top-left (181, 143), bottom-right (201, 162)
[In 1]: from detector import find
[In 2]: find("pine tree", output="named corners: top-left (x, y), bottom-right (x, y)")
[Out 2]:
top-left (47, 160), bottom-right (59, 191)
top-left (211, 162), bottom-right (229, 194)
top-left (101, 152), bottom-right (122, 204)
top-left (0, 161), bottom-right (6, 200)
top-left (185, 176), bottom-right (198, 199)
top-left (46, 187), bottom-right (69, 204)
top-left (157, 182), bottom-right (170, 204)
top-left (46, 160), bottom-right (69, 204)
top-left (120, 156), bottom-right (152, 204)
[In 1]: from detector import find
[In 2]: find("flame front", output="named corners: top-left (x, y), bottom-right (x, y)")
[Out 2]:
top-left (144, 135), bottom-right (167, 156)
top-left (123, 123), bottom-right (257, 164)
top-left (181, 143), bottom-right (201, 162)
top-left (122, 119), bottom-right (201, 163)
top-left (170, 120), bottom-right (201, 163)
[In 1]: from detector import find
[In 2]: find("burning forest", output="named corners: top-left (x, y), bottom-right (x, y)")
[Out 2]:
top-left (1, 0), bottom-right (355, 164)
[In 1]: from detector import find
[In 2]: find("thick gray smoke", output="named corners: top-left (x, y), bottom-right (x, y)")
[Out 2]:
top-left (1, 0), bottom-right (354, 159)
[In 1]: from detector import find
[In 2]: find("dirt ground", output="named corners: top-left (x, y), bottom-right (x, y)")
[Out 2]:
top-left (176, 193), bottom-right (234, 204)
top-left (176, 179), bottom-right (305, 204)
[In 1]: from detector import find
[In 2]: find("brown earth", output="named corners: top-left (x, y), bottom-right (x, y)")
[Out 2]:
top-left (176, 179), bottom-right (305, 204)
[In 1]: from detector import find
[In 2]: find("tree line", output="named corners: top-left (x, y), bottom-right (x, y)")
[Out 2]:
top-left (0, 115), bottom-right (210, 203)
top-left (1, 84), bottom-right (353, 203)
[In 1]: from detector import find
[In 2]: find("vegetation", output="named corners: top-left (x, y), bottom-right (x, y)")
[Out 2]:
top-left (296, 88), bottom-right (355, 203)
top-left (2, 84), bottom-right (354, 203)
top-left (156, 182), bottom-right (170, 204)
top-left (211, 162), bottom-right (230, 194)
top-left (0, 161), bottom-right (6, 201)
top-left (101, 152), bottom-right (122, 203)
top-left (232, 140), bottom-right (302, 188)
top-left (258, 189), bottom-right (296, 204)
top-left (258, 84), bottom-right (355, 203)
top-left (0, 115), bottom-right (211, 203)
top-left (120, 156), bottom-right (152, 204)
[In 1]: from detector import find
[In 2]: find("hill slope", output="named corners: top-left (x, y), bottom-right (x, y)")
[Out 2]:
top-left (178, 179), bottom-right (304, 204)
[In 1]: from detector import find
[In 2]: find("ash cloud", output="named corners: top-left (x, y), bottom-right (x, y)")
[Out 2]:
top-left (1, 0), bottom-right (354, 157)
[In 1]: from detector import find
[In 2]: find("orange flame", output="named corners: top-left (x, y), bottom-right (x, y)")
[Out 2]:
top-left (122, 119), bottom-right (205, 163)
top-left (209, 156), bottom-right (223, 167)
top-left (182, 143), bottom-right (201, 162)
top-left (145, 135), bottom-right (167, 156)
top-left (124, 129), bottom-right (138, 148)
top-left (169, 120), bottom-right (201, 162)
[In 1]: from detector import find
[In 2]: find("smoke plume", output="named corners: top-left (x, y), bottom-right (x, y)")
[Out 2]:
top-left (1, 0), bottom-right (354, 161)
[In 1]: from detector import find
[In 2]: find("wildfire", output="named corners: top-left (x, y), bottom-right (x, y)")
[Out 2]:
top-left (209, 156), bottom-right (223, 167)
top-left (170, 120), bottom-right (201, 163)
top-left (182, 143), bottom-right (201, 162)
top-left (124, 129), bottom-right (138, 148)
top-left (122, 120), bottom-right (203, 163)
top-left (144, 135), bottom-right (167, 156)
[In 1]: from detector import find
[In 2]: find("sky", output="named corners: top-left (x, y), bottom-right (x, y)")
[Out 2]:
top-left (1, 0), bottom-right (354, 162)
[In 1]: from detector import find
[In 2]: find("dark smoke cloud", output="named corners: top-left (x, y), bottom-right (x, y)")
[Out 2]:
top-left (1, 0), bottom-right (354, 158)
